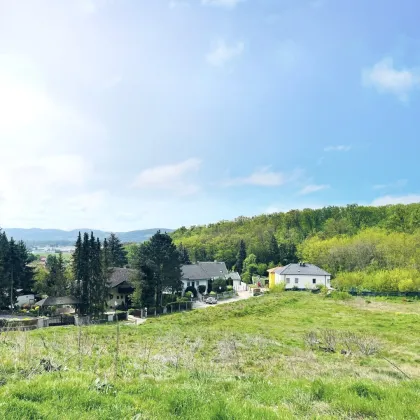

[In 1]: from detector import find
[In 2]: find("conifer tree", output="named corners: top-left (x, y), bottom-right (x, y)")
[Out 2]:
top-left (268, 234), bottom-right (279, 265)
top-left (108, 233), bottom-right (127, 267)
top-left (72, 231), bottom-right (109, 314)
top-left (235, 239), bottom-right (247, 274)
top-left (178, 243), bottom-right (191, 265)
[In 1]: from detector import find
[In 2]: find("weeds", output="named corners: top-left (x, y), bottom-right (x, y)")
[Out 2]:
top-left (0, 293), bottom-right (417, 419)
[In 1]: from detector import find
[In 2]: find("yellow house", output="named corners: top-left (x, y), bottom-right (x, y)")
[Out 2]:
top-left (267, 267), bottom-right (284, 288)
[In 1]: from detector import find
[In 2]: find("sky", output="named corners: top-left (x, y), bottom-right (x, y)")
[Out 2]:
top-left (1, 0), bottom-right (420, 231)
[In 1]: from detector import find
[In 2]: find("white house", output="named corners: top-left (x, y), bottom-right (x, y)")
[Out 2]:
top-left (181, 262), bottom-right (241, 294)
top-left (16, 289), bottom-right (36, 307)
top-left (270, 263), bottom-right (331, 290)
top-left (107, 268), bottom-right (136, 309)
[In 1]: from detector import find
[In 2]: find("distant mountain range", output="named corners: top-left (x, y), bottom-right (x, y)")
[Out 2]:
top-left (2, 228), bottom-right (173, 246)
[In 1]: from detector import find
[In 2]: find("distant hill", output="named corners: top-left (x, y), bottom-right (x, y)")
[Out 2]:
top-left (2, 228), bottom-right (173, 246)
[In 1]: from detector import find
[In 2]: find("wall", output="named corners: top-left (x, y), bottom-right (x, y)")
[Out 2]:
top-left (182, 279), bottom-right (209, 291)
top-left (268, 272), bottom-right (275, 288)
top-left (107, 287), bottom-right (129, 309)
top-left (16, 294), bottom-right (35, 307)
top-left (276, 273), bottom-right (331, 289)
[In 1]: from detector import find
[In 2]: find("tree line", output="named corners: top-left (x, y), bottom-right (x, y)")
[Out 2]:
top-left (33, 232), bottom-right (128, 314)
top-left (0, 230), bottom-right (34, 309)
top-left (171, 203), bottom-right (420, 268)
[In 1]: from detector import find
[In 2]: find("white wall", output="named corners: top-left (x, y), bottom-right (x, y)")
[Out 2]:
top-left (107, 287), bottom-right (129, 309)
top-left (182, 279), bottom-right (209, 293)
top-left (16, 294), bottom-right (35, 306)
top-left (276, 273), bottom-right (331, 289)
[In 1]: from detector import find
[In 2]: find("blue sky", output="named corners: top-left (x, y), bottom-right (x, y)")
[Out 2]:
top-left (1, 0), bottom-right (420, 231)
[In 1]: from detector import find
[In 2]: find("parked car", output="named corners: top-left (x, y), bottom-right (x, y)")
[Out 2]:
top-left (205, 297), bottom-right (217, 304)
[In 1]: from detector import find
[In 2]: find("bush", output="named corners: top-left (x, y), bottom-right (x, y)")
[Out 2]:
top-left (128, 309), bottom-right (142, 317)
top-left (212, 278), bottom-right (227, 293)
top-left (185, 291), bottom-right (193, 299)
top-left (198, 285), bottom-right (207, 295)
top-left (226, 285), bottom-right (233, 291)
top-left (329, 291), bottom-right (353, 301)
top-left (270, 284), bottom-right (285, 293)
top-left (184, 286), bottom-right (197, 297)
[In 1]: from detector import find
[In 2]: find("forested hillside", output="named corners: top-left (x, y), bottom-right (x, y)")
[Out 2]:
top-left (172, 203), bottom-right (420, 289)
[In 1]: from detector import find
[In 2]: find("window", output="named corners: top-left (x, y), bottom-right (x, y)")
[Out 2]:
top-left (117, 295), bottom-right (120, 299)
top-left (327, 278), bottom-right (330, 284)
top-left (109, 294), bottom-right (113, 299)
top-left (312, 279), bottom-right (316, 284)
top-left (286, 278), bottom-right (290, 284)
top-left (295, 278), bottom-right (299, 284)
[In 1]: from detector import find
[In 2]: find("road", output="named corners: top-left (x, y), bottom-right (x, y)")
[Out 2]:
top-left (192, 290), bottom-right (252, 309)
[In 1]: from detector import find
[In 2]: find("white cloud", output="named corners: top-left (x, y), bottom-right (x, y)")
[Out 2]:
top-left (77, 0), bottom-right (97, 14)
top-left (133, 158), bottom-right (201, 195)
top-left (224, 167), bottom-right (301, 187)
top-left (202, 0), bottom-right (244, 9)
top-left (373, 179), bottom-right (407, 190)
top-left (264, 202), bottom-right (325, 215)
top-left (371, 194), bottom-right (420, 206)
top-left (298, 184), bottom-right (330, 195)
top-left (324, 145), bottom-right (352, 152)
top-left (362, 58), bottom-right (420, 101)
top-left (206, 39), bottom-right (244, 67)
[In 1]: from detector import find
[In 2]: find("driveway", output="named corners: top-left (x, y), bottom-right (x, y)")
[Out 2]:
top-left (193, 290), bottom-right (252, 309)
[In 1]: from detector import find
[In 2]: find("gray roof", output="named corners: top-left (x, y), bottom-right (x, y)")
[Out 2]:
top-left (225, 272), bottom-right (241, 281)
top-left (279, 263), bottom-right (330, 276)
top-left (109, 267), bottom-right (137, 288)
top-left (35, 296), bottom-right (80, 306)
top-left (182, 262), bottom-right (228, 280)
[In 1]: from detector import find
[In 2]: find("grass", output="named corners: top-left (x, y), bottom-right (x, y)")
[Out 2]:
top-left (0, 292), bottom-right (419, 419)
top-left (31, 251), bottom-right (72, 261)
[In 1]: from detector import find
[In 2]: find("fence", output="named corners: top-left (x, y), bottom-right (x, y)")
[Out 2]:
top-left (347, 290), bottom-right (420, 298)
top-left (135, 302), bottom-right (193, 318)
top-left (48, 315), bottom-right (76, 326)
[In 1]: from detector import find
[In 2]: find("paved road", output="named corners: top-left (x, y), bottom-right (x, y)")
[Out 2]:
top-left (193, 290), bottom-right (252, 309)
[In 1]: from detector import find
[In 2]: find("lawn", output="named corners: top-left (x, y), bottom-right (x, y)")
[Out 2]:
top-left (0, 292), bottom-right (419, 419)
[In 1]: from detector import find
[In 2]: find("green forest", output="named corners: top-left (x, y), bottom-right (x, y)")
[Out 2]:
top-left (171, 203), bottom-right (420, 292)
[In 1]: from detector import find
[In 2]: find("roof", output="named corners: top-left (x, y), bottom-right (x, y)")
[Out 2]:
top-left (109, 267), bottom-right (137, 288)
top-left (267, 266), bottom-right (284, 274)
top-left (279, 263), bottom-right (330, 276)
top-left (225, 272), bottom-right (241, 281)
top-left (182, 262), bottom-right (228, 280)
top-left (35, 296), bottom-right (80, 306)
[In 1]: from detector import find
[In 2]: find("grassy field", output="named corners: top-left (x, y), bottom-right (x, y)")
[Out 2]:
top-left (31, 251), bottom-right (72, 261)
top-left (0, 292), bottom-right (419, 419)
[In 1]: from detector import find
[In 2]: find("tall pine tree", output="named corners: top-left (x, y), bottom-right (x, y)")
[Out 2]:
top-left (235, 239), bottom-right (247, 274)
top-left (268, 234), bottom-right (279, 265)
top-left (108, 233), bottom-right (128, 267)
top-left (72, 231), bottom-right (110, 315)
top-left (178, 243), bottom-right (191, 265)
top-left (0, 231), bottom-right (34, 308)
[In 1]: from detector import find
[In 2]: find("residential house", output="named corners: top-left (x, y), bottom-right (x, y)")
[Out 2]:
top-left (267, 266), bottom-right (284, 289)
top-left (16, 289), bottom-right (36, 307)
top-left (181, 261), bottom-right (241, 294)
top-left (268, 263), bottom-right (331, 290)
top-left (107, 267), bottom-right (136, 309)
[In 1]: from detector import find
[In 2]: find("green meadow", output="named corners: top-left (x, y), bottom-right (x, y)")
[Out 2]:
top-left (0, 292), bottom-right (419, 419)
